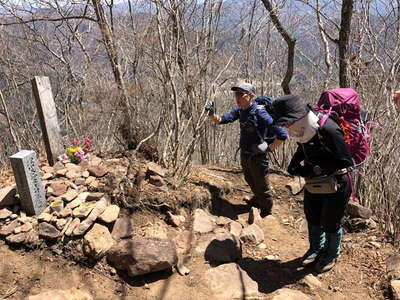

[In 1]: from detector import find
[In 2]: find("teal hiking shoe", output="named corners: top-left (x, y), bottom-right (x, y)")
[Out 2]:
top-left (301, 225), bottom-right (325, 266)
top-left (315, 227), bottom-right (343, 273)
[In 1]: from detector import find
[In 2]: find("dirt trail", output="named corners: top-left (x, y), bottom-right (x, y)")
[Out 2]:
top-left (0, 166), bottom-right (392, 299)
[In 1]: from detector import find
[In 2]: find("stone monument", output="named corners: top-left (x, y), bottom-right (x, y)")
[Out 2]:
top-left (10, 150), bottom-right (46, 216)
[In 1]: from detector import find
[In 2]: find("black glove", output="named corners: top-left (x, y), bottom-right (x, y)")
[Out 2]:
top-left (204, 101), bottom-right (215, 116)
top-left (287, 159), bottom-right (302, 176)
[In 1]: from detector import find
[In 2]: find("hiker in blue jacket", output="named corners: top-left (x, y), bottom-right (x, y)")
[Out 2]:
top-left (208, 83), bottom-right (288, 217)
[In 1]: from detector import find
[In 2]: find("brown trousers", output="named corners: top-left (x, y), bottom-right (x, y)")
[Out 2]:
top-left (240, 152), bottom-right (273, 212)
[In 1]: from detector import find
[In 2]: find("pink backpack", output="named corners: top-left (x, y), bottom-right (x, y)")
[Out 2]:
top-left (314, 88), bottom-right (372, 166)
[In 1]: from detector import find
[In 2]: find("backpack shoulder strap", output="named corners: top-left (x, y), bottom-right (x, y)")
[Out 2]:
top-left (252, 107), bottom-right (268, 142)
top-left (316, 115), bottom-right (335, 155)
top-left (316, 110), bottom-right (331, 128)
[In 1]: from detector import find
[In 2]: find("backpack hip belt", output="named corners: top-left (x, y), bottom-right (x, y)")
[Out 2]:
top-left (334, 168), bottom-right (349, 175)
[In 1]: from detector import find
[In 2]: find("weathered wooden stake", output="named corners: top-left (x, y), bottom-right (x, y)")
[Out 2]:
top-left (31, 76), bottom-right (63, 166)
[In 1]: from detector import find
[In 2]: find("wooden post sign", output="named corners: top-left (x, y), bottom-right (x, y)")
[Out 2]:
top-left (31, 76), bottom-right (63, 166)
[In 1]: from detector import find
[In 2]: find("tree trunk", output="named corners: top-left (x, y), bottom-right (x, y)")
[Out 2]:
top-left (91, 0), bottom-right (133, 145)
top-left (0, 89), bottom-right (20, 151)
top-left (338, 0), bottom-right (354, 88)
top-left (260, 0), bottom-right (296, 95)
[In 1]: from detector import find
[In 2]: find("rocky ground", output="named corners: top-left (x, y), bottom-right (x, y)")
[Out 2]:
top-left (0, 154), bottom-right (399, 300)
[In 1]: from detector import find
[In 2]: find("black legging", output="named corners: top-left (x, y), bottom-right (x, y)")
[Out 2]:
top-left (304, 174), bottom-right (351, 233)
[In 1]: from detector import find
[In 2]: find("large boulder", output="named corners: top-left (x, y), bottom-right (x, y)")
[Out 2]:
top-left (204, 233), bottom-right (242, 263)
top-left (203, 263), bottom-right (259, 299)
top-left (107, 238), bottom-right (178, 277)
top-left (346, 201), bottom-right (372, 219)
top-left (193, 209), bottom-right (215, 233)
top-left (83, 224), bottom-right (114, 260)
top-left (27, 288), bottom-right (93, 300)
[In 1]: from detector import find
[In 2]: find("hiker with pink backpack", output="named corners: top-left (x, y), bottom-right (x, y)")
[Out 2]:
top-left (272, 89), bottom-right (372, 273)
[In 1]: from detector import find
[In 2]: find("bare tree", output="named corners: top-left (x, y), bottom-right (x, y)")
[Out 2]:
top-left (260, 0), bottom-right (296, 94)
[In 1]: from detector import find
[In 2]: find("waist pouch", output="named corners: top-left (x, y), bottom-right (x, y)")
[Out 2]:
top-left (305, 175), bottom-right (337, 194)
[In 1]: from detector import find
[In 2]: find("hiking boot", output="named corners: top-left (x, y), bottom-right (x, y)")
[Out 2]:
top-left (301, 225), bottom-right (325, 266)
top-left (245, 197), bottom-right (260, 208)
top-left (245, 196), bottom-right (272, 218)
top-left (315, 228), bottom-right (343, 273)
top-left (260, 207), bottom-right (271, 218)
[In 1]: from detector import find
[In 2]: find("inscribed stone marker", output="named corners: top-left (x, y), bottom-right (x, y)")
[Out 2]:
top-left (10, 150), bottom-right (46, 216)
top-left (31, 76), bottom-right (63, 166)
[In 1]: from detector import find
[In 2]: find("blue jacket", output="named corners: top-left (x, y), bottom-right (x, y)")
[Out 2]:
top-left (220, 102), bottom-right (288, 153)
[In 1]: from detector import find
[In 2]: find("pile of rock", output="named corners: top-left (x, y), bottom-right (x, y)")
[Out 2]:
top-left (0, 157), bottom-right (179, 277)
